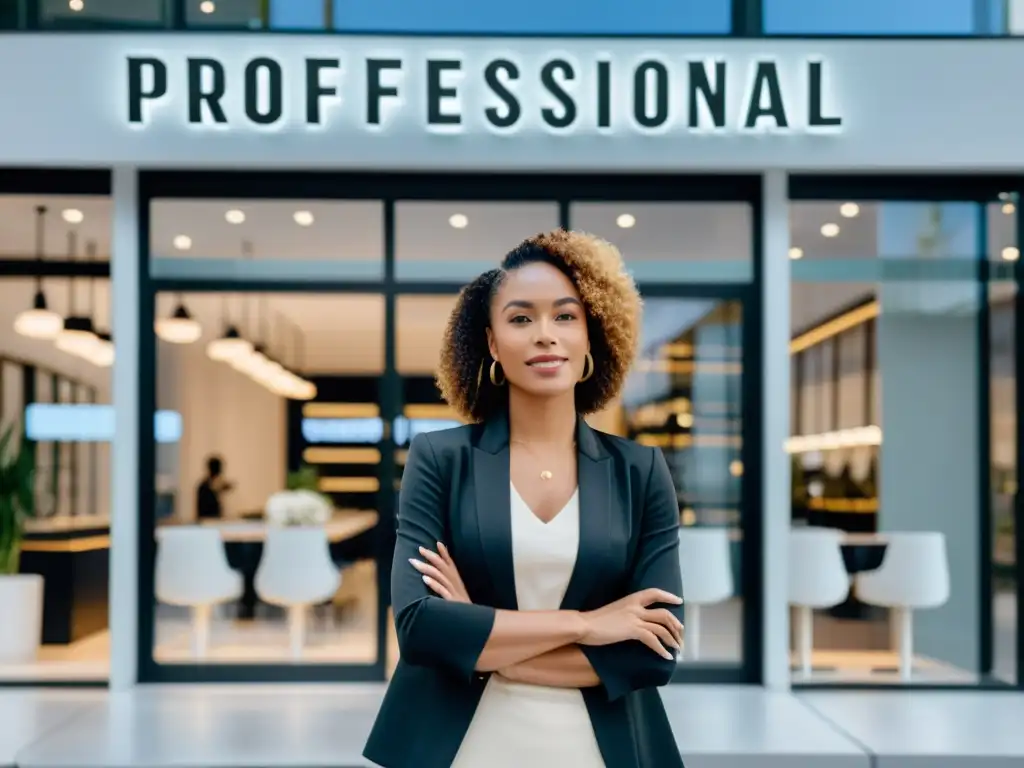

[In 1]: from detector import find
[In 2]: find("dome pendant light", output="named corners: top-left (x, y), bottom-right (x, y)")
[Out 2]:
top-left (14, 206), bottom-right (62, 339)
top-left (55, 231), bottom-right (99, 357)
top-left (155, 293), bottom-right (202, 344)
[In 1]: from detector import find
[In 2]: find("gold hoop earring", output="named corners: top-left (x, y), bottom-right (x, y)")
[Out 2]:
top-left (489, 360), bottom-right (506, 386)
top-left (580, 352), bottom-right (594, 382)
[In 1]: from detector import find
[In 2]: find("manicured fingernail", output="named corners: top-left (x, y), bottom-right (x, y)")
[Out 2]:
top-left (418, 547), bottom-right (427, 555)
top-left (422, 575), bottom-right (431, 584)
top-left (409, 558), bottom-right (422, 568)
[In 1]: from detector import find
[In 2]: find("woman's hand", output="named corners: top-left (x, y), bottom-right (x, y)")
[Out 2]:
top-left (578, 588), bottom-right (683, 660)
top-left (409, 542), bottom-right (471, 603)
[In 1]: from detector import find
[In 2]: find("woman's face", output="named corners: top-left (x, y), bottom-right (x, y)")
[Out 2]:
top-left (487, 261), bottom-right (590, 399)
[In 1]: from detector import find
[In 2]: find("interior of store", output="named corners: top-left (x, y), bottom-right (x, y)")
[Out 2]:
top-left (0, 191), bottom-right (1017, 687)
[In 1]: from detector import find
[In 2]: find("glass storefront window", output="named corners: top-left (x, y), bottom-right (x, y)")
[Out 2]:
top-left (765, 0), bottom-right (1004, 35)
top-left (789, 193), bottom-right (1018, 687)
top-left (139, 171), bottom-right (759, 683)
top-left (0, 191), bottom-right (112, 684)
top-left (151, 290), bottom-right (384, 667)
top-left (331, 0), bottom-right (733, 35)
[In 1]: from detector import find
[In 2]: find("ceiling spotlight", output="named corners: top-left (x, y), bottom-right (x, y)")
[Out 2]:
top-left (293, 210), bottom-right (314, 226)
top-left (788, 247), bottom-right (804, 260)
top-left (225, 209), bottom-right (245, 224)
top-left (172, 235), bottom-right (192, 250)
top-left (68, 0), bottom-right (83, 10)
top-left (1003, 202), bottom-right (1016, 215)
top-left (62, 208), bottom-right (84, 224)
top-left (839, 202), bottom-right (860, 218)
top-left (999, 192), bottom-right (1013, 201)
top-left (1002, 246), bottom-right (1020, 262)
top-left (820, 223), bottom-right (840, 238)
top-left (448, 213), bottom-right (468, 229)
top-left (616, 213), bottom-right (636, 229)
top-left (199, 0), bottom-right (215, 12)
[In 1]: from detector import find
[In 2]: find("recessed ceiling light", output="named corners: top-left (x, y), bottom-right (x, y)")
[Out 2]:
top-left (225, 209), bottom-right (245, 224)
top-left (293, 210), bottom-right (314, 226)
top-left (820, 223), bottom-right (840, 238)
top-left (616, 213), bottom-right (636, 229)
top-left (788, 247), bottom-right (804, 260)
top-left (1003, 202), bottom-right (1016, 215)
top-left (173, 235), bottom-right (192, 250)
top-left (62, 208), bottom-right (84, 224)
top-left (199, 0), bottom-right (215, 12)
top-left (1002, 246), bottom-right (1019, 262)
top-left (68, 0), bottom-right (83, 10)
top-left (839, 202), bottom-right (860, 218)
top-left (448, 213), bottom-right (468, 229)
top-left (999, 192), bottom-right (1013, 201)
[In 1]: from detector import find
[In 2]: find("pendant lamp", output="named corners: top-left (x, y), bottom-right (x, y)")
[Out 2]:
top-left (207, 294), bottom-right (252, 362)
top-left (156, 293), bottom-right (202, 344)
top-left (14, 206), bottom-right (62, 339)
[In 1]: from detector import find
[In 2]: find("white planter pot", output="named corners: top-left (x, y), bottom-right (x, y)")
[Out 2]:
top-left (0, 573), bottom-right (43, 663)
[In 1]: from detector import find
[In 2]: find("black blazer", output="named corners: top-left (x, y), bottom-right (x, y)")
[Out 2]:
top-left (364, 414), bottom-right (686, 768)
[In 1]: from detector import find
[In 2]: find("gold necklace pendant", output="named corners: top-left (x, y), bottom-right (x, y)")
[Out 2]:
top-left (540, 470), bottom-right (553, 481)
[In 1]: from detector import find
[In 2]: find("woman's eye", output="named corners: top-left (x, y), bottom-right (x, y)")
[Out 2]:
top-left (509, 315), bottom-right (530, 324)
top-left (556, 312), bottom-right (577, 322)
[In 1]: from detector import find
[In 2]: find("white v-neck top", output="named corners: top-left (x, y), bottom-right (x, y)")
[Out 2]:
top-left (450, 484), bottom-right (605, 767)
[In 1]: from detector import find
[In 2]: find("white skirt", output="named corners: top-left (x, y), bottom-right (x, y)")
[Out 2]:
top-left (451, 676), bottom-right (605, 767)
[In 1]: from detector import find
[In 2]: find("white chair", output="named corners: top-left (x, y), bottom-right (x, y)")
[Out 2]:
top-left (856, 531), bottom-right (950, 681)
top-left (155, 526), bottom-right (243, 659)
top-left (677, 527), bottom-right (734, 661)
top-left (254, 527), bottom-right (342, 659)
top-left (788, 527), bottom-right (851, 678)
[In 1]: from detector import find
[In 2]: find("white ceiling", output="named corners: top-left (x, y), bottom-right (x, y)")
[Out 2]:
top-left (0, 194), bottom-right (1017, 378)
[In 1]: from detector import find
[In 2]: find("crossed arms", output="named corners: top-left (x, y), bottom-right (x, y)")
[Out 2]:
top-left (391, 434), bottom-right (685, 700)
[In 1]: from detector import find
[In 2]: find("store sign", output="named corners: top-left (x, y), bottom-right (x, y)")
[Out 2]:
top-left (125, 52), bottom-right (842, 135)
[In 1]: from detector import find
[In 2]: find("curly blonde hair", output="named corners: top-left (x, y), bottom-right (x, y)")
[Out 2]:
top-left (436, 229), bottom-right (642, 423)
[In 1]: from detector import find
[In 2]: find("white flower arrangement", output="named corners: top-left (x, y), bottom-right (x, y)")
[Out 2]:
top-left (264, 489), bottom-right (333, 527)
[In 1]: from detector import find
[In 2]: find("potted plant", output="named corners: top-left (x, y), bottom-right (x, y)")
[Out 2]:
top-left (0, 422), bottom-right (43, 663)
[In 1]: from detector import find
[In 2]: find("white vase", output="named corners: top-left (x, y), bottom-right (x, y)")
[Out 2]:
top-left (0, 573), bottom-right (43, 663)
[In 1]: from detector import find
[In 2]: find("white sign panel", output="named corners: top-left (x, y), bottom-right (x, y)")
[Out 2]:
top-left (0, 34), bottom-right (1020, 170)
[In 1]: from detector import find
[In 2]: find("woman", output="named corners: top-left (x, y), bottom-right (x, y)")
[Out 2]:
top-left (364, 230), bottom-right (686, 768)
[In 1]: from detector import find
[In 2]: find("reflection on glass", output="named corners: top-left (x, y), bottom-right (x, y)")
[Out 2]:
top-left (618, 298), bottom-right (745, 665)
top-left (765, 0), bottom-right (1002, 36)
top-left (41, 0), bottom-right (165, 27)
top-left (152, 292), bottom-right (382, 666)
top-left (186, 0), bottom-right (263, 27)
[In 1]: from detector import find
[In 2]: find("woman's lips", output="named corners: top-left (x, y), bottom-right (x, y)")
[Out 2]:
top-left (526, 358), bottom-right (568, 375)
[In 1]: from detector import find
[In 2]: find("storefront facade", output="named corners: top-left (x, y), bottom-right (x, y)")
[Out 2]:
top-left (0, 33), bottom-right (1020, 692)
